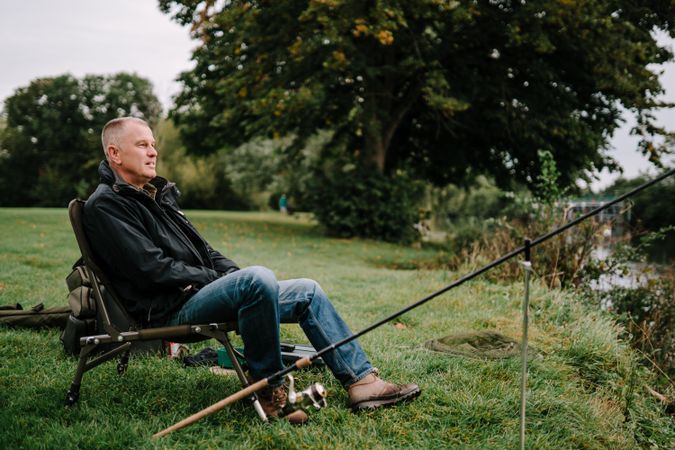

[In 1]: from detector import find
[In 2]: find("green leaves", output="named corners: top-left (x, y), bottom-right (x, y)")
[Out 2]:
top-left (164, 0), bottom-right (674, 188)
top-left (159, 0), bottom-right (675, 239)
top-left (0, 73), bottom-right (161, 206)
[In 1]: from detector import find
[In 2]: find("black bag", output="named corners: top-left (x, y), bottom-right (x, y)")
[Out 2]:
top-left (61, 259), bottom-right (98, 356)
top-left (60, 314), bottom-right (98, 356)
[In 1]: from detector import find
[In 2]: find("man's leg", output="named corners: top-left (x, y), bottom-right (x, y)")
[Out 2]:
top-left (278, 278), bottom-right (373, 387)
top-left (278, 278), bottom-right (421, 409)
top-left (167, 266), bottom-right (284, 382)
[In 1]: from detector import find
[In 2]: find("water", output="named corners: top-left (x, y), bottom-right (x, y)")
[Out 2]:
top-left (589, 245), bottom-right (648, 291)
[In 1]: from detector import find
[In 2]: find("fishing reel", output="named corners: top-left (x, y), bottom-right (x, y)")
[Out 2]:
top-left (285, 374), bottom-right (327, 412)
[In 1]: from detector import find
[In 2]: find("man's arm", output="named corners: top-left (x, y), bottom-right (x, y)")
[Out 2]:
top-left (84, 196), bottom-right (221, 291)
top-left (206, 243), bottom-right (239, 275)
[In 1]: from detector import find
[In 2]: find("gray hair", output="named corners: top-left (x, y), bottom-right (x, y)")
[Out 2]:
top-left (101, 117), bottom-right (150, 159)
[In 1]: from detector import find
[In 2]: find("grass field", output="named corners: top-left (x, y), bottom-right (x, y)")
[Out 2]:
top-left (0, 208), bottom-right (673, 449)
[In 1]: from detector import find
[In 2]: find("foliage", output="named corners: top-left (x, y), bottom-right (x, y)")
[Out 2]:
top-left (439, 150), bottom-right (600, 288)
top-left (1, 208), bottom-right (674, 448)
top-left (155, 119), bottom-right (250, 210)
top-left (224, 137), bottom-right (286, 208)
top-left (578, 229), bottom-right (675, 384)
top-left (534, 149), bottom-right (564, 204)
top-left (223, 132), bottom-right (328, 212)
top-left (422, 176), bottom-right (530, 233)
top-left (306, 162), bottom-right (423, 242)
top-left (160, 0), bottom-right (674, 189)
top-left (0, 73), bottom-right (161, 206)
top-left (601, 171), bottom-right (675, 262)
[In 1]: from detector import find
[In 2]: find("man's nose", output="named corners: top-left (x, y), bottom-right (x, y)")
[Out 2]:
top-left (148, 146), bottom-right (158, 157)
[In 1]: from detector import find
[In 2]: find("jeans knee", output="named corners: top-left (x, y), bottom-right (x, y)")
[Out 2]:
top-left (298, 278), bottom-right (326, 308)
top-left (243, 266), bottom-right (278, 300)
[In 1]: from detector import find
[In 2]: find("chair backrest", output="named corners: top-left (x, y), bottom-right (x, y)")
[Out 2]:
top-left (68, 199), bottom-right (137, 334)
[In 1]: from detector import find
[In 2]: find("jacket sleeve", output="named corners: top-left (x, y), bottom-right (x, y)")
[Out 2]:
top-left (206, 244), bottom-right (240, 275)
top-left (84, 196), bottom-right (221, 291)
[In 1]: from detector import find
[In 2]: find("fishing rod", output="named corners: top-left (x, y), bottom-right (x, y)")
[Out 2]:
top-left (153, 167), bottom-right (674, 439)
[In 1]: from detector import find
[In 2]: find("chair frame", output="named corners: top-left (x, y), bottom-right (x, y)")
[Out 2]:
top-left (65, 199), bottom-right (267, 421)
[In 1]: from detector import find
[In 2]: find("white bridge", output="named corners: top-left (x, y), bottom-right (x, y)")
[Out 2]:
top-left (563, 198), bottom-right (631, 239)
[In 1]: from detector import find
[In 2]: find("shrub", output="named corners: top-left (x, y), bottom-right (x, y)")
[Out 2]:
top-left (444, 151), bottom-right (604, 287)
top-left (577, 229), bottom-right (675, 383)
top-left (306, 163), bottom-right (423, 243)
top-left (602, 173), bottom-right (675, 262)
top-left (155, 119), bottom-right (251, 210)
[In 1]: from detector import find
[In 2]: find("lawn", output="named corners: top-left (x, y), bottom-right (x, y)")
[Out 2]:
top-left (0, 208), bottom-right (672, 449)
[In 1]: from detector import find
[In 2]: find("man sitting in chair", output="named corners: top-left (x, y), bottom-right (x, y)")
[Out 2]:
top-left (83, 117), bottom-right (420, 424)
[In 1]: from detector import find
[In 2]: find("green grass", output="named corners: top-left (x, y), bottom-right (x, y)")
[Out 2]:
top-left (1, 208), bottom-right (673, 449)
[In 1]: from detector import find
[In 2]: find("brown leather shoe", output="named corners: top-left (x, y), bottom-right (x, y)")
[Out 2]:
top-left (258, 385), bottom-right (309, 425)
top-left (348, 371), bottom-right (421, 411)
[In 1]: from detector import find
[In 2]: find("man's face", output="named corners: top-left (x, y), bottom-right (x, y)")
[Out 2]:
top-left (108, 122), bottom-right (157, 189)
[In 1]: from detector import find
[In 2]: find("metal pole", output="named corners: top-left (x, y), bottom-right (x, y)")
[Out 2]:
top-left (519, 239), bottom-right (532, 450)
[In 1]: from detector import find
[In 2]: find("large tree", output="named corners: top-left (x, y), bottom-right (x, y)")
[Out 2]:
top-left (160, 0), bottom-right (674, 190)
top-left (0, 73), bottom-right (161, 206)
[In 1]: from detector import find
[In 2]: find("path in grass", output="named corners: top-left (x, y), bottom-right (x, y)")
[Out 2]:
top-left (1, 208), bottom-right (672, 449)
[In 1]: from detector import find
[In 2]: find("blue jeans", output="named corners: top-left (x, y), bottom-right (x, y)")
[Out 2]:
top-left (167, 266), bottom-right (373, 388)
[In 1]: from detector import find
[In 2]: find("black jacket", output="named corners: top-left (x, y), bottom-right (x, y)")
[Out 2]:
top-left (83, 161), bottom-right (239, 324)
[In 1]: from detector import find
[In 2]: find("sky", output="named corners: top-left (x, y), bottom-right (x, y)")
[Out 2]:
top-left (1, 0), bottom-right (673, 191)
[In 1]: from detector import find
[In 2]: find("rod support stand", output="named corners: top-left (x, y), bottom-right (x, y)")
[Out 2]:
top-left (524, 238), bottom-right (531, 263)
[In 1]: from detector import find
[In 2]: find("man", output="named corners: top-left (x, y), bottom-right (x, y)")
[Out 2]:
top-left (83, 117), bottom-right (420, 424)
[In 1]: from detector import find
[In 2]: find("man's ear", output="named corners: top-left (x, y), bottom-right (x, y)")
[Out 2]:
top-left (108, 144), bottom-right (122, 165)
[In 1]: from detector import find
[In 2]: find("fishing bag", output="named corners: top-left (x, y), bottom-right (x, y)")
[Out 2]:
top-left (65, 260), bottom-right (97, 319)
top-left (60, 258), bottom-right (99, 355)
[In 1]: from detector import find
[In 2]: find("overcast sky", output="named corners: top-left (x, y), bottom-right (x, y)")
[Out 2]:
top-left (1, 0), bottom-right (673, 191)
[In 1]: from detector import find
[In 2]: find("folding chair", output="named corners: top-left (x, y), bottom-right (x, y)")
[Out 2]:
top-left (65, 199), bottom-right (267, 421)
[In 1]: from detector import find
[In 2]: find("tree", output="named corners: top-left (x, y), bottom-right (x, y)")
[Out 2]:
top-left (0, 73), bottom-right (161, 206)
top-left (158, 1), bottom-right (674, 240)
top-left (154, 118), bottom-right (251, 210)
top-left (160, 0), bottom-right (674, 187)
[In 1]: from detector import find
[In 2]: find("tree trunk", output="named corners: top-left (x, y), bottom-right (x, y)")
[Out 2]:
top-left (363, 111), bottom-right (386, 173)
top-left (362, 79), bottom-right (425, 174)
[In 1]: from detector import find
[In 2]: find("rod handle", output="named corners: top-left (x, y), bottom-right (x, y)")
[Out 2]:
top-left (152, 378), bottom-right (269, 439)
top-left (295, 356), bottom-right (312, 369)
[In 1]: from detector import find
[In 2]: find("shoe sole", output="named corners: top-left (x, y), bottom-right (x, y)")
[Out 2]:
top-left (350, 386), bottom-right (421, 411)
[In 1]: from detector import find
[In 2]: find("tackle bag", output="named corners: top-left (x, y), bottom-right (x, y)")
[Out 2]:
top-left (65, 262), bottom-right (97, 319)
top-left (216, 343), bottom-right (325, 369)
top-left (61, 258), bottom-right (98, 356)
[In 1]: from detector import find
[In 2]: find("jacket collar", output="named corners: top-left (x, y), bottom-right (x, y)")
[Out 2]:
top-left (97, 160), bottom-right (173, 200)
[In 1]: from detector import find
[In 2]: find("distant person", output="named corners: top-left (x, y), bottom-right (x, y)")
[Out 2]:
top-left (278, 193), bottom-right (288, 214)
top-left (83, 117), bottom-right (420, 424)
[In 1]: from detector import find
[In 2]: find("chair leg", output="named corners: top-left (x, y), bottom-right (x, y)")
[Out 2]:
top-left (65, 342), bottom-right (131, 406)
top-left (65, 344), bottom-right (96, 406)
top-left (218, 332), bottom-right (268, 422)
top-left (117, 349), bottom-right (130, 375)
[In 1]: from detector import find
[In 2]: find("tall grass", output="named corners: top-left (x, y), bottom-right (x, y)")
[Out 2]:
top-left (0, 208), bottom-right (672, 449)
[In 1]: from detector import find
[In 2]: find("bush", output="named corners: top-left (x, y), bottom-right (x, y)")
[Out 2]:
top-left (423, 176), bottom-right (531, 232)
top-left (306, 163), bottom-right (423, 243)
top-left (577, 229), bottom-right (675, 383)
top-left (602, 173), bottom-right (675, 263)
top-left (155, 119), bottom-right (251, 210)
top-left (443, 151), bottom-right (603, 287)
